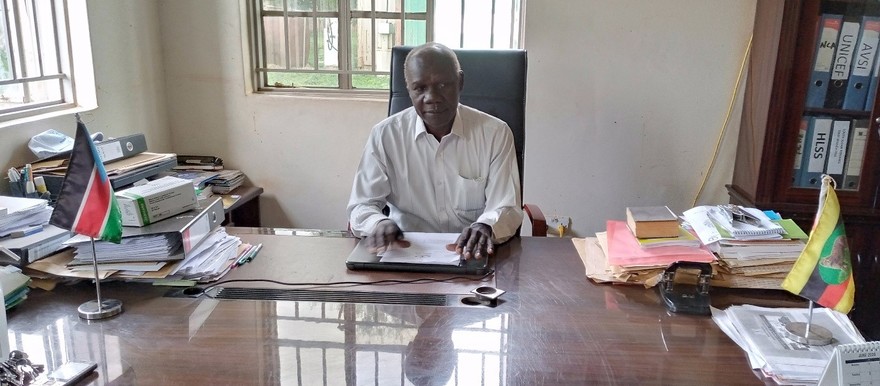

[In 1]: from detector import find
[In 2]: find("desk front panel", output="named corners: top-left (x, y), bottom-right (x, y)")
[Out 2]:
top-left (7, 236), bottom-right (801, 385)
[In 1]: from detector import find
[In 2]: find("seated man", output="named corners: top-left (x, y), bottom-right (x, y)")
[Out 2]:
top-left (347, 42), bottom-right (523, 260)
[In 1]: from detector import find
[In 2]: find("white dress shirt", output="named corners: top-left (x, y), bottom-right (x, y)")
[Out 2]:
top-left (348, 104), bottom-right (523, 243)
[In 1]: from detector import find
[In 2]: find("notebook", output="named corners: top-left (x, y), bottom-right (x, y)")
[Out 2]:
top-left (345, 235), bottom-right (490, 275)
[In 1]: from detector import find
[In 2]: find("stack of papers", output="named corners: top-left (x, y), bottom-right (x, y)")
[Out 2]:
top-left (64, 233), bottom-right (182, 263)
top-left (683, 205), bottom-right (786, 245)
top-left (578, 221), bottom-right (716, 287)
top-left (0, 265), bottom-right (30, 309)
top-left (712, 305), bottom-right (865, 384)
top-left (36, 228), bottom-right (242, 283)
top-left (0, 196), bottom-right (52, 237)
top-left (208, 169), bottom-right (245, 194)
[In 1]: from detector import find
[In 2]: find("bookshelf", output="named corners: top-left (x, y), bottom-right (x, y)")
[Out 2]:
top-left (728, 0), bottom-right (880, 339)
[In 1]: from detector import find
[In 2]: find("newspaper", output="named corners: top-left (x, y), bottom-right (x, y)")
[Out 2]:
top-left (712, 305), bottom-right (865, 384)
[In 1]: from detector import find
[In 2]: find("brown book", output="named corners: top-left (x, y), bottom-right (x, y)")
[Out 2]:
top-left (625, 206), bottom-right (680, 239)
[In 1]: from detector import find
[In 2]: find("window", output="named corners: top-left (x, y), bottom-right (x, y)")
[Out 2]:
top-left (249, 0), bottom-right (523, 93)
top-left (0, 0), bottom-right (93, 124)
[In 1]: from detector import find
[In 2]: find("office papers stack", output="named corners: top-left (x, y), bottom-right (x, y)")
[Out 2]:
top-left (208, 169), bottom-right (244, 194)
top-left (683, 205), bottom-right (786, 246)
top-left (0, 196), bottom-right (52, 237)
top-left (577, 221), bottom-right (716, 287)
top-left (710, 218), bottom-right (807, 290)
top-left (605, 220), bottom-right (715, 267)
top-left (712, 305), bottom-right (865, 384)
top-left (0, 265), bottom-right (30, 309)
top-left (65, 233), bottom-right (182, 264)
top-left (166, 227), bottom-right (241, 281)
top-left (0, 225), bottom-right (72, 266)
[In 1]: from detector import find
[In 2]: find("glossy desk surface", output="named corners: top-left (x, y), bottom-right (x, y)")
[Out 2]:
top-left (8, 230), bottom-right (804, 385)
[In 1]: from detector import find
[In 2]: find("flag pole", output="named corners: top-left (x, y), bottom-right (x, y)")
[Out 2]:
top-left (77, 237), bottom-right (123, 320)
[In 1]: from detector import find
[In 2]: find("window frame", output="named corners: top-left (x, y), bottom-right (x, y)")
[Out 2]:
top-left (248, 0), bottom-right (523, 96)
top-left (0, 0), bottom-right (95, 127)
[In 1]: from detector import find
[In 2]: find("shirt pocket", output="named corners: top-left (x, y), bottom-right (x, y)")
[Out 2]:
top-left (452, 174), bottom-right (487, 214)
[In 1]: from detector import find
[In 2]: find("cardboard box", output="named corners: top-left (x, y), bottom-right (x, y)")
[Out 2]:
top-left (116, 176), bottom-right (197, 227)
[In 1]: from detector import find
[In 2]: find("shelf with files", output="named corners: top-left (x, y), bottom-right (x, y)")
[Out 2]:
top-left (728, 0), bottom-right (880, 341)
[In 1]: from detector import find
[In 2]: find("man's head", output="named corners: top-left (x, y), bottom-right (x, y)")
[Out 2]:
top-left (404, 42), bottom-right (464, 136)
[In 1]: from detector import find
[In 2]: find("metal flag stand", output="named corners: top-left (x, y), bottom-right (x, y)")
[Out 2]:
top-left (77, 237), bottom-right (122, 320)
top-left (783, 300), bottom-right (833, 346)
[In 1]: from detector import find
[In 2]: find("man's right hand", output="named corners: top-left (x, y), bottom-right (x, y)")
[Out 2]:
top-left (366, 219), bottom-right (405, 253)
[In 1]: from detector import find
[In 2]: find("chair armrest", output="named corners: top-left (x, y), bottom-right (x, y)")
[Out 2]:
top-left (523, 203), bottom-right (547, 237)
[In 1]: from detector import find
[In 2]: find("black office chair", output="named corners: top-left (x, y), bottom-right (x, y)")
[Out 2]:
top-left (388, 45), bottom-right (547, 236)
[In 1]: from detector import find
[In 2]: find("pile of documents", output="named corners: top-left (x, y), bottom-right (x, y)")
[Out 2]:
top-left (581, 219), bottom-right (716, 287)
top-left (0, 265), bottom-right (31, 309)
top-left (208, 169), bottom-right (245, 194)
top-left (0, 196), bottom-right (52, 238)
top-left (27, 199), bottom-right (243, 283)
top-left (575, 204), bottom-right (809, 290)
top-left (712, 305), bottom-right (865, 384)
top-left (683, 205), bottom-right (808, 290)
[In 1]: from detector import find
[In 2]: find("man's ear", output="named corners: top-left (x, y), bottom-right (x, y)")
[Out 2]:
top-left (458, 70), bottom-right (465, 91)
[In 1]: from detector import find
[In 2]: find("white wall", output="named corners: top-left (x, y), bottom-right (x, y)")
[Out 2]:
top-left (522, 0), bottom-right (755, 235)
top-left (1, 0), bottom-right (756, 238)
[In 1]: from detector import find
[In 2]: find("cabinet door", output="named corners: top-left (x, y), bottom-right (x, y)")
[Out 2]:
top-left (777, 0), bottom-right (880, 209)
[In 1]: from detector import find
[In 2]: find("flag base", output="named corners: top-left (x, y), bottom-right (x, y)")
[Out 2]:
top-left (78, 299), bottom-right (123, 320)
top-left (783, 321), bottom-right (833, 346)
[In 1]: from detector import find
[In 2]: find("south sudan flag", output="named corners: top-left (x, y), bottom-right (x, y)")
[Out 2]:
top-left (781, 175), bottom-right (854, 314)
top-left (49, 119), bottom-right (123, 244)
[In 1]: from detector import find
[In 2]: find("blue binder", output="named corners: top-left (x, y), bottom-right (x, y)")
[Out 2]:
top-left (843, 17), bottom-right (880, 110)
top-left (806, 14), bottom-right (843, 108)
top-left (825, 18), bottom-right (861, 109)
top-left (802, 117), bottom-right (833, 188)
top-left (825, 120), bottom-right (851, 186)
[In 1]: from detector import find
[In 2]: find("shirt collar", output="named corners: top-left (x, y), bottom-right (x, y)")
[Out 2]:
top-left (413, 105), bottom-right (463, 141)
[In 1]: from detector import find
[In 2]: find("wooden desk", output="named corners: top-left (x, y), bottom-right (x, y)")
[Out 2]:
top-left (7, 232), bottom-right (803, 385)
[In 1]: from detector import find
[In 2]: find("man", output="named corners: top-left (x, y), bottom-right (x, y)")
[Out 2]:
top-left (347, 42), bottom-right (523, 259)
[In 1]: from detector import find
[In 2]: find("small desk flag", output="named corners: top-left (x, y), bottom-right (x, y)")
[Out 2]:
top-left (781, 175), bottom-right (854, 313)
top-left (49, 120), bottom-right (123, 243)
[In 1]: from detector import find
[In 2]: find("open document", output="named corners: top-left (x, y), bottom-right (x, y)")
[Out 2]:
top-left (712, 305), bottom-right (865, 384)
top-left (379, 232), bottom-right (461, 265)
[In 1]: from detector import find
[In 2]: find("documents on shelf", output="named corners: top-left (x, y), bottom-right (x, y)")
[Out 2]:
top-left (712, 304), bottom-right (866, 385)
top-left (625, 206), bottom-right (679, 238)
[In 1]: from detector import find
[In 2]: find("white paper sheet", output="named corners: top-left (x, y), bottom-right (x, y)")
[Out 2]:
top-left (379, 232), bottom-right (461, 265)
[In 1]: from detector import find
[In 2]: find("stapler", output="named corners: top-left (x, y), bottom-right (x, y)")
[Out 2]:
top-left (658, 261), bottom-right (712, 315)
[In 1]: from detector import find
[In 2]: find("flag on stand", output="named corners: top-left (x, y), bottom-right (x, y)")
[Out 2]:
top-left (781, 175), bottom-right (854, 313)
top-left (49, 120), bottom-right (123, 243)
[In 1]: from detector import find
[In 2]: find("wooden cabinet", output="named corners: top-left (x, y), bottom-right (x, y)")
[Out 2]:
top-left (728, 0), bottom-right (880, 339)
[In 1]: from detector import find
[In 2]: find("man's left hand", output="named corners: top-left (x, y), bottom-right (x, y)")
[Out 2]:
top-left (455, 223), bottom-right (494, 260)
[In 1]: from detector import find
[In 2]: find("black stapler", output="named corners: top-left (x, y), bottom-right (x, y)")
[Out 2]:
top-left (658, 261), bottom-right (712, 315)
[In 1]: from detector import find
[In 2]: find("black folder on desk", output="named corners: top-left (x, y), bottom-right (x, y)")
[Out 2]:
top-left (345, 238), bottom-right (490, 275)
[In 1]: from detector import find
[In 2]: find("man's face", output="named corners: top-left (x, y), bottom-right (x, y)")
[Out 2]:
top-left (406, 55), bottom-right (463, 134)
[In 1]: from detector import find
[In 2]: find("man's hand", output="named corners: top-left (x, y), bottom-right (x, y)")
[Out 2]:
top-left (366, 219), bottom-right (406, 253)
top-left (455, 223), bottom-right (494, 260)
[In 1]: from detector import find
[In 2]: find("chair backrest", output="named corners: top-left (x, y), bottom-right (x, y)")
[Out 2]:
top-left (388, 46), bottom-right (528, 185)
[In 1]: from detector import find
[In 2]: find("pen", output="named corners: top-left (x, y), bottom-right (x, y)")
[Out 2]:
top-left (245, 243), bottom-right (263, 263)
top-left (234, 244), bottom-right (256, 267)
